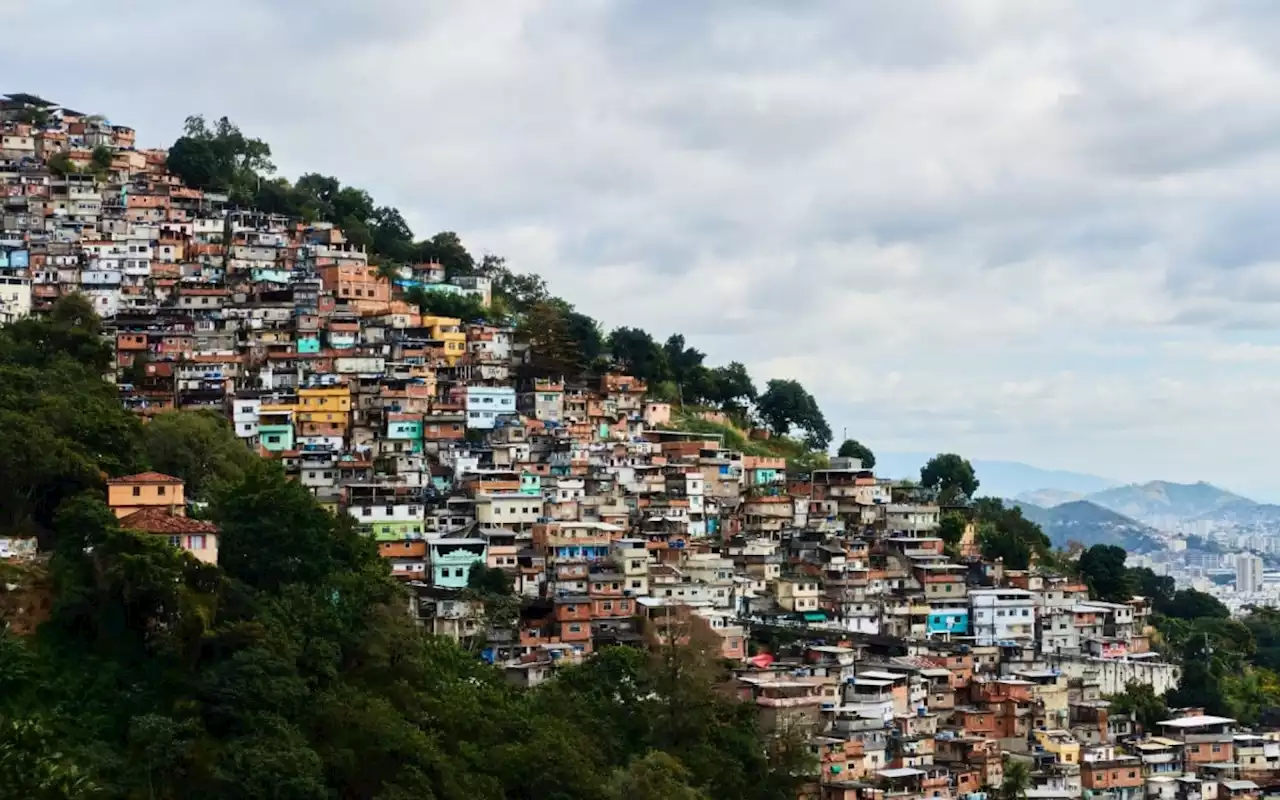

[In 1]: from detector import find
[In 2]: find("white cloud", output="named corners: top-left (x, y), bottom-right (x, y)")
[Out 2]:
top-left (11, 0), bottom-right (1280, 492)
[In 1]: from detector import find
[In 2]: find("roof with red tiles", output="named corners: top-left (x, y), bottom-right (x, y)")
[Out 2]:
top-left (119, 507), bottom-right (217, 534)
top-left (106, 471), bottom-right (183, 485)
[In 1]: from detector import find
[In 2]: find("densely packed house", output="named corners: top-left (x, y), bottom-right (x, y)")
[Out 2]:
top-left (2, 93), bottom-right (1267, 800)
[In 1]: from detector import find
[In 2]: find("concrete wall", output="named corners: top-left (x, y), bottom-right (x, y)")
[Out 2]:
top-left (1040, 653), bottom-right (1181, 695)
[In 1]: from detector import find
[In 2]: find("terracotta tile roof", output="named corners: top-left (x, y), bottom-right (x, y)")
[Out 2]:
top-left (119, 507), bottom-right (217, 534)
top-left (106, 471), bottom-right (182, 485)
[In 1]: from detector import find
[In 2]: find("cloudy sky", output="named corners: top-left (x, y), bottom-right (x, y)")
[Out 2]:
top-left (12, 1), bottom-right (1280, 497)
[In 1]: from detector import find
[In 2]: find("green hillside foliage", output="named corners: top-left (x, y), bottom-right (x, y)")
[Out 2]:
top-left (662, 408), bottom-right (829, 472)
top-left (0, 302), bottom-right (809, 800)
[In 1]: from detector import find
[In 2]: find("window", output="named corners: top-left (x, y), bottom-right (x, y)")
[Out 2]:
top-left (168, 535), bottom-right (181, 548)
top-left (361, 508), bottom-right (371, 517)
top-left (132, 486), bottom-right (141, 497)
top-left (568, 624), bottom-right (581, 633)
top-left (157, 486), bottom-right (166, 496)
top-left (188, 535), bottom-right (206, 550)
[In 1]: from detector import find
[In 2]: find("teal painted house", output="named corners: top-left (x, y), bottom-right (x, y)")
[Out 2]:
top-left (387, 416), bottom-right (424, 453)
top-left (927, 609), bottom-right (969, 635)
top-left (520, 472), bottom-right (541, 495)
top-left (430, 538), bottom-right (487, 588)
top-left (296, 334), bottom-right (321, 354)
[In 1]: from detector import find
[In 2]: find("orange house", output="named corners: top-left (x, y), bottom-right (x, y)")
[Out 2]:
top-left (554, 596), bottom-right (593, 652)
top-left (106, 472), bottom-right (185, 518)
top-left (1082, 760), bottom-right (1143, 791)
top-left (380, 540), bottom-right (428, 559)
top-left (319, 264), bottom-right (390, 313)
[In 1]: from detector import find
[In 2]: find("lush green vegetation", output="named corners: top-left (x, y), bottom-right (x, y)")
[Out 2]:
top-left (921, 453), bottom-right (979, 504)
top-left (0, 301), bottom-right (810, 799)
top-left (661, 408), bottom-right (830, 474)
top-left (971, 498), bottom-right (1049, 571)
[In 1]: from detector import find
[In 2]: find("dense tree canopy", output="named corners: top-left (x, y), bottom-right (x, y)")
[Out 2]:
top-left (973, 498), bottom-right (1050, 571)
top-left (1078, 544), bottom-right (1132, 603)
top-left (756, 379), bottom-right (831, 451)
top-left (143, 410), bottom-right (257, 500)
top-left (1107, 680), bottom-right (1169, 732)
top-left (166, 115), bottom-right (274, 204)
top-left (609, 327), bottom-right (670, 383)
top-left (836, 439), bottom-right (875, 468)
top-left (0, 295), bottom-right (144, 540)
top-left (920, 453), bottom-right (979, 503)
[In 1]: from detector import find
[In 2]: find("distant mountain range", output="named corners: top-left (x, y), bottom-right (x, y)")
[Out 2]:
top-left (1011, 499), bottom-right (1163, 553)
top-left (1085, 481), bottom-right (1251, 523)
top-left (874, 453), bottom-right (1117, 498)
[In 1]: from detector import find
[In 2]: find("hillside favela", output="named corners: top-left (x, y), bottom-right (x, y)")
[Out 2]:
top-left (7, 27), bottom-right (1280, 800)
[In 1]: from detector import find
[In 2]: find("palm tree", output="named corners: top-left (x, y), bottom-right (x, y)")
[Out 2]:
top-left (999, 759), bottom-right (1030, 800)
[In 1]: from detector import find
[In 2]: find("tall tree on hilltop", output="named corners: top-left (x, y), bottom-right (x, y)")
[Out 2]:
top-left (564, 307), bottom-right (605, 364)
top-left (920, 453), bottom-right (979, 503)
top-left (519, 300), bottom-right (583, 379)
top-left (708, 362), bottom-right (757, 414)
top-left (371, 206), bottom-right (415, 262)
top-left (836, 439), bottom-right (876, 468)
top-left (479, 254), bottom-right (550, 312)
top-left (756, 379), bottom-right (831, 450)
top-left (166, 115), bottom-right (273, 203)
top-left (608, 327), bottom-right (669, 383)
top-left (416, 231), bottom-right (475, 276)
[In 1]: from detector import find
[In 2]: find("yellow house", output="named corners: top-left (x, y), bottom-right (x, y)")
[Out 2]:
top-left (1033, 730), bottom-right (1080, 765)
top-left (297, 384), bottom-right (352, 434)
top-left (420, 315), bottom-right (466, 365)
top-left (106, 471), bottom-right (185, 518)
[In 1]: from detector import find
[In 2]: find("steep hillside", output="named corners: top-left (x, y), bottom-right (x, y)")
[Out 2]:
top-left (663, 409), bottom-right (829, 471)
top-left (1011, 499), bottom-right (1162, 552)
top-left (1086, 481), bottom-right (1253, 523)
